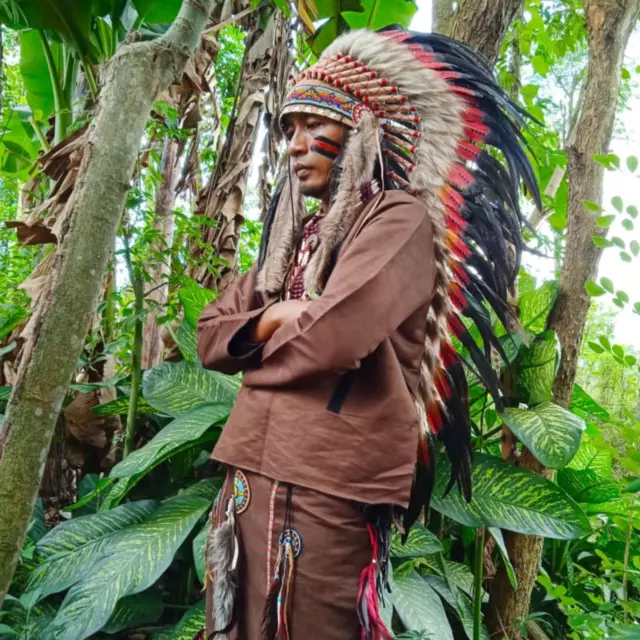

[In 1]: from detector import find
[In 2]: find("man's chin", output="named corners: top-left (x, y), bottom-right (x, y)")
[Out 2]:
top-left (298, 181), bottom-right (326, 199)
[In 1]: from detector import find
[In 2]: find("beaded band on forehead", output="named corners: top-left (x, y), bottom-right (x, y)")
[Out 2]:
top-left (280, 85), bottom-right (361, 128)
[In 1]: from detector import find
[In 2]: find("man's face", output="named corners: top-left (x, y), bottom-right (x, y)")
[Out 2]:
top-left (281, 112), bottom-right (347, 201)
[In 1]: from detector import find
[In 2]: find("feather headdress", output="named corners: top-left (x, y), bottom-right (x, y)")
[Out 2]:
top-left (257, 28), bottom-right (541, 536)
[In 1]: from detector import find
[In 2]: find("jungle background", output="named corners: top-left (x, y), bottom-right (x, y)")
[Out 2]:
top-left (1, 0), bottom-right (640, 638)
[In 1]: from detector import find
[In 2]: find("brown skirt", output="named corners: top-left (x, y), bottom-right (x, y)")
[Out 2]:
top-left (205, 468), bottom-right (373, 639)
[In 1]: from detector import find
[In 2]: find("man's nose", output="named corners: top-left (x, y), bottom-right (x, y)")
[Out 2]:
top-left (288, 128), bottom-right (307, 157)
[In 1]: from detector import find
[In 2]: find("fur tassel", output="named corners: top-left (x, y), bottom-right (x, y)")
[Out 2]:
top-left (208, 497), bottom-right (239, 639)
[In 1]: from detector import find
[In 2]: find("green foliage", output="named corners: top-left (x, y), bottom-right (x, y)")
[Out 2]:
top-left (432, 454), bottom-right (591, 539)
top-left (45, 496), bottom-right (210, 640)
top-left (501, 402), bottom-right (585, 469)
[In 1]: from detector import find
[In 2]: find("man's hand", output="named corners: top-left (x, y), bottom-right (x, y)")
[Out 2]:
top-left (251, 300), bottom-right (311, 342)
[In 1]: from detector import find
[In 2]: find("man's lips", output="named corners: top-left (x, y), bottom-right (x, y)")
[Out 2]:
top-left (294, 165), bottom-right (312, 179)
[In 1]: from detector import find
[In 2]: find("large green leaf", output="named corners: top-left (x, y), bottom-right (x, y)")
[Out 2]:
top-left (423, 575), bottom-right (489, 640)
top-left (519, 281), bottom-right (560, 334)
top-left (501, 402), bottom-right (585, 470)
top-left (569, 384), bottom-right (610, 421)
top-left (393, 571), bottom-right (453, 639)
top-left (132, 0), bottom-right (182, 23)
top-left (13, 0), bottom-right (98, 61)
top-left (142, 361), bottom-right (240, 417)
top-left (431, 454), bottom-right (591, 539)
top-left (178, 280), bottom-right (215, 327)
top-left (488, 528), bottom-right (517, 591)
top-left (19, 30), bottom-right (58, 119)
top-left (169, 600), bottom-right (206, 640)
top-left (344, 0), bottom-right (417, 29)
top-left (0, 304), bottom-right (29, 341)
top-left (92, 395), bottom-right (155, 416)
top-left (27, 500), bottom-right (157, 598)
top-left (0, 387), bottom-right (11, 402)
top-left (516, 332), bottom-right (559, 405)
top-left (192, 523), bottom-right (208, 584)
top-left (0, 109), bottom-right (39, 177)
top-left (391, 522), bottom-right (443, 559)
top-left (110, 404), bottom-right (227, 478)
top-left (558, 468), bottom-right (620, 504)
top-left (102, 589), bottom-right (164, 634)
top-left (568, 440), bottom-right (613, 477)
top-left (421, 557), bottom-right (475, 596)
top-left (47, 496), bottom-right (210, 640)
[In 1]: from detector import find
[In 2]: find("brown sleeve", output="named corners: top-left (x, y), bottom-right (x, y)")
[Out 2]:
top-left (243, 195), bottom-right (436, 388)
top-left (196, 266), bottom-right (269, 375)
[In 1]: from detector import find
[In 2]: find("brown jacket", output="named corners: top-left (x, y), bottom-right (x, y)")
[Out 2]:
top-left (197, 190), bottom-right (436, 507)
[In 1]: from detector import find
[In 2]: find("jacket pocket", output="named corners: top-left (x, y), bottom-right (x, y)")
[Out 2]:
top-left (326, 370), bottom-right (358, 414)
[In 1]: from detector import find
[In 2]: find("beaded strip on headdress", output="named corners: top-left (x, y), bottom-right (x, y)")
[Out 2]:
top-left (279, 84), bottom-right (361, 127)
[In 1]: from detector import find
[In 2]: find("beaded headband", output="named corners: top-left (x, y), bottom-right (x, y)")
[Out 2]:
top-left (279, 84), bottom-right (361, 128)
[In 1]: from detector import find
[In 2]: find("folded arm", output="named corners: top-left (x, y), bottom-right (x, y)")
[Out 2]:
top-left (243, 195), bottom-right (436, 388)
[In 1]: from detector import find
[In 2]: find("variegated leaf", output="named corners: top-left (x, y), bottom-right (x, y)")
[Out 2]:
top-left (92, 395), bottom-right (155, 416)
top-left (568, 440), bottom-right (613, 477)
top-left (143, 361), bottom-right (240, 417)
top-left (488, 528), bottom-right (517, 591)
top-left (558, 468), bottom-right (620, 504)
top-left (423, 575), bottom-right (489, 640)
top-left (516, 332), bottom-right (559, 405)
top-left (519, 280), bottom-right (559, 333)
top-left (431, 454), bottom-right (591, 539)
top-left (192, 523), bottom-right (208, 584)
top-left (47, 496), bottom-right (210, 640)
top-left (393, 570), bottom-right (453, 639)
top-left (421, 557), bottom-right (475, 596)
top-left (392, 522), bottom-right (443, 559)
top-left (111, 404), bottom-right (226, 478)
top-left (569, 384), bottom-right (610, 421)
top-left (27, 500), bottom-right (157, 598)
top-left (501, 402), bottom-right (585, 470)
top-left (169, 600), bottom-right (206, 640)
top-left (102, 589), bottom-right (164, 634)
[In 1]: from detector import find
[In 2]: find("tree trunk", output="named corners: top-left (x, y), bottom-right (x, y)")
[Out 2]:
top-left (547, 0), bottom-right (639, 408)
top-left (0, 0), bottom-right (217, 606)
top-left (141, 135), bottom-right (180, 369)
top-left (191, 8), bottom-right (290, 291)
top-left (447, 0), bottom-right (524, 63)
top-left (432, 0), bottom-right (454, 33)
top-left (487, 1), bottom-right (640, 637)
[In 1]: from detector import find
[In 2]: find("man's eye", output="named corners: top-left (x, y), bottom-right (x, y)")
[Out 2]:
top-left (307, 121), bottom-right (320, 130)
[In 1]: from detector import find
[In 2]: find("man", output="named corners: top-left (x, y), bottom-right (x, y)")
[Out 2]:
top-left (197, 27), bottom-right (539, 640)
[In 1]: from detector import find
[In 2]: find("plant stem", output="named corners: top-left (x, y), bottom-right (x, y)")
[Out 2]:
top-left (622, 496), bottom-right (634, 623)
top-left (28, 116), bottom-right (50, 152)
top-left (122, 228), bottom-right (144, 459)
top-left (39, 31), bottom-right (70, 144)
top-left (473, 527), bottom-right (485, 640)
top-left (80, 57), bottom-right (100, 101)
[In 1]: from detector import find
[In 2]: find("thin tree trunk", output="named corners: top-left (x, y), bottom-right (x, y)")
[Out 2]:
top-left (547, 0), bottom-right (639, 408)
top-left (487, 1), bottom-right (640, 637)
top-left (141, 136), bottom-right (180, 369)
top-left (432, 0), bottom-right (454, 34)
top-left (191, 8), bottom-right (290, 291)
top-left (0, 0), bottom-right (217, 606)
top-left (447, 0), bottom-right (524, 63)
